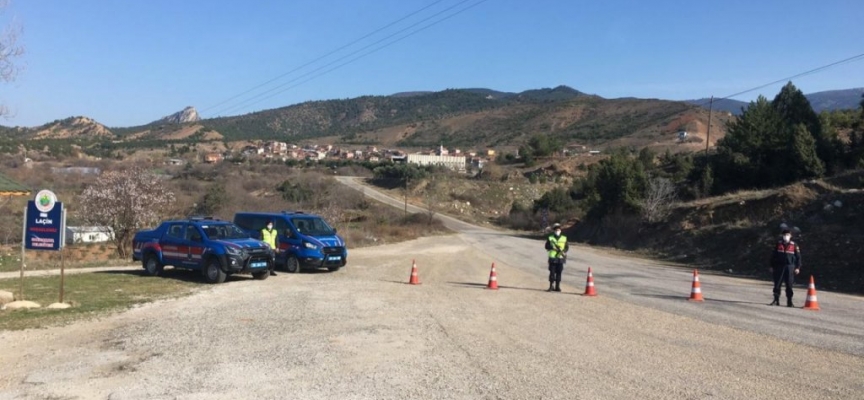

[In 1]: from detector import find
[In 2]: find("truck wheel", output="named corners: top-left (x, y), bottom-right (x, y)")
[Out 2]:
top-left (202, 258), bottom-right (227, 284)
top-left (143, 254), bottom-right (163, 276)
top-left (252, 270), bottom-right (269, 280)
top-left (285, 256), bottom-right (301, 273)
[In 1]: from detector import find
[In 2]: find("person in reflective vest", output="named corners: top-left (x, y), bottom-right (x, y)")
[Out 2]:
top-left (261, 220), bottom-right (279, 276)
top-left (769, 229), bottom-right (801, 307)
top-left (544, 223), bottom-right (569, 292)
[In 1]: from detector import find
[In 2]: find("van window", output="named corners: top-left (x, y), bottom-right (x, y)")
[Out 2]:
top-left (291, 217), bottom-right (334, 236)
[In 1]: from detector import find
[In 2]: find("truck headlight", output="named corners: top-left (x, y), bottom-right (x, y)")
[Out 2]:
top-left (226, 246), bottom-right (247, 258)
top-left (303, 241), bottom-right (318, 250)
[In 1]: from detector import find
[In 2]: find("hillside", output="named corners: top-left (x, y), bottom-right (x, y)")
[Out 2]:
top-left (2, 85), bottom-right (860, 152)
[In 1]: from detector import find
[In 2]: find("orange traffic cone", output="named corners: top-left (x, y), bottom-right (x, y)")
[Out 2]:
top-left (408, 259), bottom-right (420, 285)
top-left (803, 275), bottom-right (820, 311)
top-left (486, 263), bottom-right (499, 290)
top-left (583, 267), bottom-right (597, 296)
top-left (688, 269), bottom-right (704, 302)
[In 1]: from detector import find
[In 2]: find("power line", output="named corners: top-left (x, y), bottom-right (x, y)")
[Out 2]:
top-left (592, 52), bottom-right (864, 142)
top-left (201, 0), bottom-right (449, 115)
top-left (699, 52), bottom-right (864, 107)
top-left (210, 0), bottom-right (488, 118)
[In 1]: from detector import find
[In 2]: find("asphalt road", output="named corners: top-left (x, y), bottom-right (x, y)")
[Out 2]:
top-left (336, 176), bottom-right (864, 357)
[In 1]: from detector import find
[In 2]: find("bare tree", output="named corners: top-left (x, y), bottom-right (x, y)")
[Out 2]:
top-left (639, 176), bottom-right (677, 223)
top-left (0, 0), bottom-right (24, 118)
top-left (79, 167), bottom-right (175, 258)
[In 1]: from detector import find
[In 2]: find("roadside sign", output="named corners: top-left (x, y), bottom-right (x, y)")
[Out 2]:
top-left (24, 189), bottom-right (65, 251)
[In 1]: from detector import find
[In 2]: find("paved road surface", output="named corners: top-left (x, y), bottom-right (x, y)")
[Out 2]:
top-left (336, 176), bottom-right (864, 357)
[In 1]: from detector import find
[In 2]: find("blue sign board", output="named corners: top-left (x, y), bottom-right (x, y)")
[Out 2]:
top-left (25, 192), bottom-right (65, 251)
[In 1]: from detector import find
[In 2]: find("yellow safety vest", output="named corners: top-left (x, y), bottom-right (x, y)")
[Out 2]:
top-left (547, 235), bottom-right (567, 259)
top-left (261, 228), bottom-right (278, 249)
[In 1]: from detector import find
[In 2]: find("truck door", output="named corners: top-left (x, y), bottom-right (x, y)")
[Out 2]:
top-left (184, 225), bottom-right (206, 269)
top-left (161, 223), bottom-right (187, 267)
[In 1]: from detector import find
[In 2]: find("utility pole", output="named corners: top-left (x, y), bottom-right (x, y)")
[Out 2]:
top-left (404, 175), bottom-right (408, 216)
top-left (705, 96), bottom-right (714, 159)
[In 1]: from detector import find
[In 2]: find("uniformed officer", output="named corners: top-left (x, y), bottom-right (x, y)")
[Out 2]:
top-left (769, 229), bottom-right (801, 307)
top-left (544, 223), bottom-right (569, 292)
top-left (261, 220), bottom-right (279, 276)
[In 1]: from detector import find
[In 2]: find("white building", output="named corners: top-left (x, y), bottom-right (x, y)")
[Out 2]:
top-left (65, 226), bottom-right (114, 245)
top-left (407, 154), bottom-right (467, 172)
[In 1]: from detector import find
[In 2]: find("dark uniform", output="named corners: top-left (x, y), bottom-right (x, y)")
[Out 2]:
top-left (769, 231), bottom-right (801, 307)
top-left (544, 225), bottom-right (569, 292)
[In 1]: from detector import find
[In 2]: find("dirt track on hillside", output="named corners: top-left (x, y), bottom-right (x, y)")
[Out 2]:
top-left (1, 235), bottom-right (863, 399)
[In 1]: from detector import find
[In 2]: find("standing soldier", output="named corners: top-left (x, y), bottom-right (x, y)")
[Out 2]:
top-left (261, 220), bottom-right (279, 276)
top-left (545, 223), bottom-right (569, 292)
top-left (769, 229), bottom-right (801, 307)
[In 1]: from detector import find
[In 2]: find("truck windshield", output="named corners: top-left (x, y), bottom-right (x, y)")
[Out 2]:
top-left (291, 217), bottom-right (335, 237)
top-left (201, 224), bottom-right (250, 240)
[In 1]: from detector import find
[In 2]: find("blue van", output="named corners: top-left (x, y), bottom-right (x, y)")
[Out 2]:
top-left (233, 211), bottom-right (347, 273)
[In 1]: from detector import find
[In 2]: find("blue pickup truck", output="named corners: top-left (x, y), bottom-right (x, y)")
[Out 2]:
top-left (132, 217), bottom-right (274, 284)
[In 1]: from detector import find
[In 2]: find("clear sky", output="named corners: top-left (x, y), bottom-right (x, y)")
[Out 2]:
top-left (2, 0), bottom-right (862, 127)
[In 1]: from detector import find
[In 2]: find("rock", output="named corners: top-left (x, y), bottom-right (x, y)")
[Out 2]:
top-left (47, 302), bottom-right (72, 309)
top-left (4, 300), bottom-right (41, 310)
top-left (158, 106), bottom-right (201, 124)
top-left (833, 200), bottom-right (843, 208)
top-left (0, 290), bottom-right (13, 305)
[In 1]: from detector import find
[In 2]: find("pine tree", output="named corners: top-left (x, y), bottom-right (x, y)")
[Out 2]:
top-left (772, 82), bottom-right (841, 173)
top-left (788, 123), bottom-right (824, 179)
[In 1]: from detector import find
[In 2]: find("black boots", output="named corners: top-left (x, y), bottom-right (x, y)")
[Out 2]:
top-left (787, 298), bottom-right (795, 308)
top-left (770, 296), bottom-right (780, 306)
top-left (547, 283), bottom-right (561, 292)
top-left (554, 282), bottom-right (561, 292)
top-left (547, 283), bottom-right (555, 292)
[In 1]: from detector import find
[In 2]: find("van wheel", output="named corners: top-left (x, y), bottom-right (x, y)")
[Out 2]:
top-left (252, 271), bottom-right (269, 280)
top-left (203, 258), bottom-right (227, 284)
top-left (143, 254), bottom-right (163, 276)
top-left (285, 256), bottom-right (301, 273)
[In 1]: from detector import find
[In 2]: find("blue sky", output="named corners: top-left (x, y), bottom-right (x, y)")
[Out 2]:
top-left (2, 0), bottom-right (862, 127)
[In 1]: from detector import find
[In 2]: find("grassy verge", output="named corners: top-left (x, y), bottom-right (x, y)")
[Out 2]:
top-left (0, 270), bottom-right (200, 331)
top-left (0, 257), bottom-right (132, 273)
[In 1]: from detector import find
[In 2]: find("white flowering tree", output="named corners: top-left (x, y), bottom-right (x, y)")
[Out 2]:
top-left (79, 167), bottom-right (175, 258)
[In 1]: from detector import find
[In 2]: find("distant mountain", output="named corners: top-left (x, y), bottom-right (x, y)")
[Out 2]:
top-left (157, 106), bottom-right (201, 124)
top-left (686, 88), bottom-right (864, 115)
top-left (805, 88), bottom-right (864, 113)
top-left (194, 86), bottom-right (726, 150)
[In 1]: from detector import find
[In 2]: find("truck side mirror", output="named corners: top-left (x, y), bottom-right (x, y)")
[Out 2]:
top-left (333, 228), bottom-right (338, 234)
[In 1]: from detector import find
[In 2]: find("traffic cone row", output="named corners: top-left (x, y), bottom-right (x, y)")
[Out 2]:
top-left (406, 260), bottom-right (821, 312)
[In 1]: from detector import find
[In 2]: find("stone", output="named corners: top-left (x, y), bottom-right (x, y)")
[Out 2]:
top-left (4, 300), bottom-right (41, 310)
top-left (47, 302), bottom-right (72, 309)
top-left (0, 290), bottom-right (13, 305)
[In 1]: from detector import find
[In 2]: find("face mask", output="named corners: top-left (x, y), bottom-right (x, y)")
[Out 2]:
top-left (267, 225), bottom-right (273, 230)
top-left (554, 230), bottom-right (561, 236)
top-left (783, 235), bottom-right (791, 242)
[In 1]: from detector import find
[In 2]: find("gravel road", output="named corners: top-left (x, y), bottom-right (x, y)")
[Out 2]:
top-left (0, 178), bottom-right (862, 399)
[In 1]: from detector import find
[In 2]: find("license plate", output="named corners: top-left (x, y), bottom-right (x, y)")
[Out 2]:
top-left (327, 256), bottom-right (341, 261)
top-left (251, 261), bottom-right (268, 268)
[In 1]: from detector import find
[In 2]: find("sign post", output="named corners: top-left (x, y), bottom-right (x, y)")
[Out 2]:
top-left (22, 189), bottom-right (66, 303)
